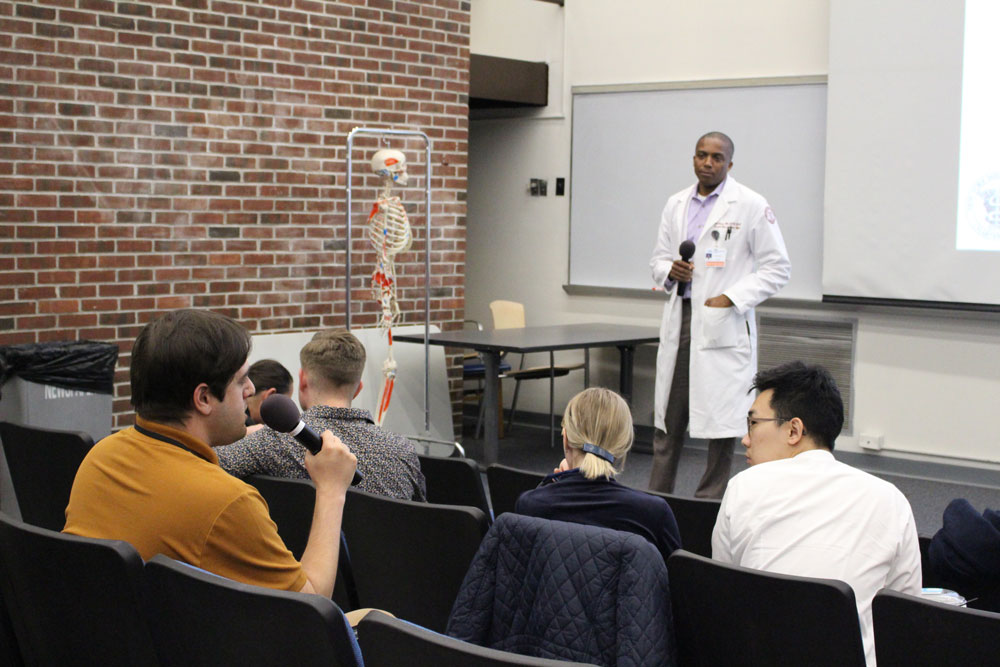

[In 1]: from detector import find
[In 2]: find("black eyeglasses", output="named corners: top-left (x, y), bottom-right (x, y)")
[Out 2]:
top-left (746, 416), bottom-right (786, 434)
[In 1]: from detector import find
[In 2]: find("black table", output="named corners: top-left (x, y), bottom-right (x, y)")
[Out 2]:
top-left (395, 323), bottom-right (660, 465)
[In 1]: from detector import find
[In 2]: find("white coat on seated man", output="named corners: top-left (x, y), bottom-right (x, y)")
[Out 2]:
top-left (711, 361), bottom-right (921, 666)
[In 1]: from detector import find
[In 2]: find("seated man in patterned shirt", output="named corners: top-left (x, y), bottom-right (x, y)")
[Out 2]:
top-left (216, 328), bottom-right (426, 501)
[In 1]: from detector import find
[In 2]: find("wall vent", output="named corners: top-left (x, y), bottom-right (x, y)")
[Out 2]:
top-left (757, 315), bottom-right (856, 433)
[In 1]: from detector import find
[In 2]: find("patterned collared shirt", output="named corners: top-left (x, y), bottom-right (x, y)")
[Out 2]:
top-left (215, 405), bottom-right (426, 501)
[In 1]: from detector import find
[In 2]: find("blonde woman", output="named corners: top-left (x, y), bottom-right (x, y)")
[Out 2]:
top-left (515, 387), bottom-right (682, 563)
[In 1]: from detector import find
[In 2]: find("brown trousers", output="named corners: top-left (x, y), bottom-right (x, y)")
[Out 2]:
top-left (648, 299), bottom-right (735, 499)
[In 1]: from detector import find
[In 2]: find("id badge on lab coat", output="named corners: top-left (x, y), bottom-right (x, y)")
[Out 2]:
top-left (705, 247), bottom-right (726, 268)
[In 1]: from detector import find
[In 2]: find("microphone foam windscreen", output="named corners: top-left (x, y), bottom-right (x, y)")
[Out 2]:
top-left (259, 394), bottom-right (301, 433)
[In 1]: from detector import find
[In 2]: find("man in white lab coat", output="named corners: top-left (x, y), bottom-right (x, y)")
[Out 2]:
top-left (649, 132), bottom-right (790, 498)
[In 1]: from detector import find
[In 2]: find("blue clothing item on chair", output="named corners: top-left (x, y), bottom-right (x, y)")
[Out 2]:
top-left (927, 498), bottom-right (1000, 609)
top-left (446, 513), bottom-right (676, 667)
top-left (515, 468), bottom-right (682, 565)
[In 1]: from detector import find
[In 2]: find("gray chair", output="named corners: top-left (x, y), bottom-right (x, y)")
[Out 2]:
top-left (418, 453), bottom-right (492, 520)
top-left (0, 421), bottom-right (93, 531)
top-left (872, 588), bottom-right (1000, 667)
top-left (668, 549), bottom-right (865, 667)
top-left (342, 488), bottom-right (489, 633)
top-left (358, 610), bottom-right (598, 667)
top-left (0, 512), bottom-right (157, 666)
top-left (644, 489), bottom-right (720, 557)
top-left (144, 554), bottom-right (362, 667)
top-left (485, 463), bottom-right (545, 518)
top-left (245, 474), bottom-right (360, 611)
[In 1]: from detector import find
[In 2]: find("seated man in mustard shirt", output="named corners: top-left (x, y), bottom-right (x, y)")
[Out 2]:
top-left (64, 309), bottom-right (356, 598)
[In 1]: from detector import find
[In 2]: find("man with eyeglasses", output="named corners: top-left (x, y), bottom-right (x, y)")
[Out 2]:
top-left (711, 361), bottom-right (920, 666)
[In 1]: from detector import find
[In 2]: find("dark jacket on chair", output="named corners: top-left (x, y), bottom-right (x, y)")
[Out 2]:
top-left (928, 498), bottom-right (1000, 611)
top-left (446, 513), bottom-right (676, 667)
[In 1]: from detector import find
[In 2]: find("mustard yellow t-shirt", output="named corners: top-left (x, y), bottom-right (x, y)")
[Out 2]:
top-left (64, 417), bottom-right (307, 592)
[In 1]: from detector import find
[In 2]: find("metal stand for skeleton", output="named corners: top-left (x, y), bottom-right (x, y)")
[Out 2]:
top-left (367, 147), bottom-right (412, 427)
top-left (344, 127), bottom-right (462, 456)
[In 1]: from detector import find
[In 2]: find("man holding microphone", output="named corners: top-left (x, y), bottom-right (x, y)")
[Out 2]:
top-left (649, 132), bottom-right (791, 498)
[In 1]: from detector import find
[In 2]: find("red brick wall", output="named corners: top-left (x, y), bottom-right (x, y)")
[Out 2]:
top-left (0, 0), bottom-right (469, 429)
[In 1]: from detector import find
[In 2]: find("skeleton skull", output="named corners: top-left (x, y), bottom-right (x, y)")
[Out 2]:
top-left (370, 148), bottom-right (408, 186)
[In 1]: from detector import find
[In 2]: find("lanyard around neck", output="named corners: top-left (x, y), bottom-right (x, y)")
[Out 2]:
top-left (134, 423), bottom-right (207, 461)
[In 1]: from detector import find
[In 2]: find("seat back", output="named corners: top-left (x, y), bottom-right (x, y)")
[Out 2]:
top-left (668, 549), bottom-right (865, 667)
top-left (872, 588), bottom-right (1000, 666)
top-left (144, 554), bottom-right (362, 667)
top-left (489, 300), bottom-right (526, 330)
top-left (485, 464), bottom-right (545, 517)
top-left (0, 512), bottom-right (157, 666)
top-left (0, 421), bottom-right (93, 531)
top-left (358, 610), bottom-right (598, 667)
top-left (917, 534), bottom-right (949, 589)
top-left (342, 488), bottom-right (489, 633)
top-left (245, 474), bottom-right (360, 611)
top-left (246, 474), bottom-right (316, 560)
top-left (644, 489), bottom-right (720, 557)
top-left (418, 454), bottom-right (492, 519)
top-left (448, 513), bottom-right (675, 666)
top-left (0, 569), bottom-right (25, 666)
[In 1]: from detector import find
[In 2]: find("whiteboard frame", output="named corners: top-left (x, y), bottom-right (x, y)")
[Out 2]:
top-left (568, 75), bottom-right (827, 300)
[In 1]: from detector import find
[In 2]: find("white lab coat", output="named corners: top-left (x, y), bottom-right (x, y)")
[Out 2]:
top-left (651, 178), bottom-right (791, 438)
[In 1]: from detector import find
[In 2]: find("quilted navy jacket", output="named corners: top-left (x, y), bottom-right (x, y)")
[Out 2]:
top-left (446, 513), bottom-right (676, 667)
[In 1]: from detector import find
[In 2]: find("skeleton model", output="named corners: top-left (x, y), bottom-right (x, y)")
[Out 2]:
top-left (368, 148), bottom-right (412, 426)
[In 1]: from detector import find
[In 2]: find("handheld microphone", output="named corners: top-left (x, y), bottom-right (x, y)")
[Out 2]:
top-left (259, 394), bottom-right (362, 486)
top-left (677, 240), bottom-right (696, 296)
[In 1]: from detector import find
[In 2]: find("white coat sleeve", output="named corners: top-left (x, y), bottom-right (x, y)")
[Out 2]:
top-left (723, 202), bottom-right (792, 314)
top-left (650, 200), bottom-right (678, 288)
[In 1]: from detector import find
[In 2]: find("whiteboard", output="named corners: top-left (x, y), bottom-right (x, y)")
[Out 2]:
top-left (569, 78), bottom-right (827, 301)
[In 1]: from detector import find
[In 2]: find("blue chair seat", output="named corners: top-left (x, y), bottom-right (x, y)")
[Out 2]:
top-left (462, 360), bottom-right (512, 376)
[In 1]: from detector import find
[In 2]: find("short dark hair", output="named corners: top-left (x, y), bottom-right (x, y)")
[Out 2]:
top-left (130, 309), bottom-right (251, 423)
top-left (248, 359), bottom-right (293, 396)
top-left (697, 131), bottom-right (735, 161)
top-left (751, 361), bottom-right (844, 450)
